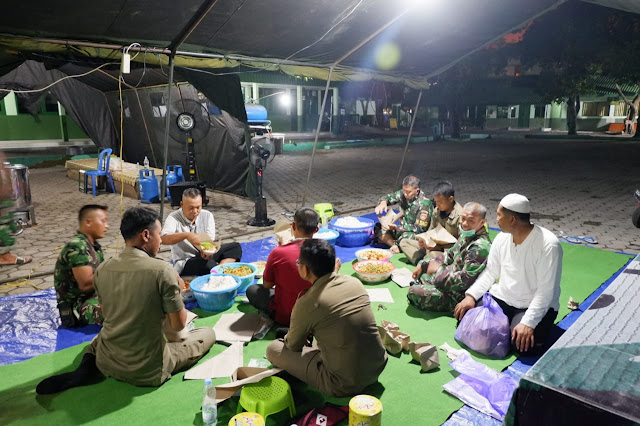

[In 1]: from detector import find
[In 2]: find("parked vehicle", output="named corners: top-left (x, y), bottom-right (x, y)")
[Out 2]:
top-left (633, 190), bottom-right (640, 228)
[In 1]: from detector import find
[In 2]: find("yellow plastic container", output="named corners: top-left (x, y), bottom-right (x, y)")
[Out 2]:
top-left (313, 203), bottom-right (334, 225)
top-left (349, 395), bottom-right (382, 425)
top-left (228, 412), bottom-right (265, 426)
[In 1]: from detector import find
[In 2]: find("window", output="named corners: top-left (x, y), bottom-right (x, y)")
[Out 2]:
top-left (496, 106), bottom-right (510, 119)
top-left (43, 93), bottom-right (59, 113)
top-left (534, 105), bottom-right (546, 118)
top-left (496, 106), bottom-right (517, 119)
top-left (116, 96), bottom-right (131, 118)
top-left (613, 101), bottom-right (628, 117)
top-left (149, 92), bottom-right (166, 118)
top-left (581, 102), bottom-right (609, 117)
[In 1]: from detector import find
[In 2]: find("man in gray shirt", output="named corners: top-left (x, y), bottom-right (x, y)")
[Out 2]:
top-left (161, 188), bottom-right (242, 276)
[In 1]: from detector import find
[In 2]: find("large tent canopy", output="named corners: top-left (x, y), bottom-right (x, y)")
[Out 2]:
top-left (0, 0), bottom-right (636, 208)
top-left (0, 0), bottom-right (635, 89)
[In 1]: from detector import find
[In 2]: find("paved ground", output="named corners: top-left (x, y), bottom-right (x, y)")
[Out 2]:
top-left (1, 138), bottom-right (639, 297)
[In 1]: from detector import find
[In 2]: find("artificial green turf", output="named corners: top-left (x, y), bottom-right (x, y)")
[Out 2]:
top-left (0, 241), bottom-right (631, 426)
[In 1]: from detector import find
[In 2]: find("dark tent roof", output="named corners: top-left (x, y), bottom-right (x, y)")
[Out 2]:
top-left (0, 0), bottom-right (633, 88)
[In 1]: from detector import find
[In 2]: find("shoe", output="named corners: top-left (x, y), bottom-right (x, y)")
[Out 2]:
top-left (373, 223), bottom-right (382, 239)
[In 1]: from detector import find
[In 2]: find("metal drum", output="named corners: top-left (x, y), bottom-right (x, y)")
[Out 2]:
top-left (3, 164), bottom-right (31, 208)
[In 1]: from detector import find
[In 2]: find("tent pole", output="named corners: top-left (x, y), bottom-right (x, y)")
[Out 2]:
top-left (301, 65), bottom-right (334, 208)
top-left (159, 54), bottom-right (175, 224)
top-left (394, 90), bottom-right (422, 189)
top-left (168, 0), bottom-right (221, 51)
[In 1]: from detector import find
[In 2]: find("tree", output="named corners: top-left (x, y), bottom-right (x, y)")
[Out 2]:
top-left (504, 1), bottom-right (606, 135)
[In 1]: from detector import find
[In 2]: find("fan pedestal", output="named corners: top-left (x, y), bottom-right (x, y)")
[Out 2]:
top-left (247, 196), bottom-right (275, 227)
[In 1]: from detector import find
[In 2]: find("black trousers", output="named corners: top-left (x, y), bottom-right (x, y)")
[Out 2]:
top-left (489, 295), bottom-right (558, 355)
top-left (246, 284), bottom-right (275, 318)
top-left (180, 242), bottom-right (243, 276)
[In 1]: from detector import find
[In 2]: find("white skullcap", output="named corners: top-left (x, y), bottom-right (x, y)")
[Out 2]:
top-left (500, 193), bottom-right (530, 214)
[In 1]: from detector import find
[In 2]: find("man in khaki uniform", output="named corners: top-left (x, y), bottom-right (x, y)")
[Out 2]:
top-left (37, 207), bottom-right (215, 393)
top-left (266, 239), bottom-right (387, 397)
top-left (401, 181), bottom-right (463, 265)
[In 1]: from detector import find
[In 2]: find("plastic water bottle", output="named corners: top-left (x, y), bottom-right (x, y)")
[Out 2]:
top-left (143, 156), bottom-right (150, 169)
top-left (202, 378), bottom-right (217, 426)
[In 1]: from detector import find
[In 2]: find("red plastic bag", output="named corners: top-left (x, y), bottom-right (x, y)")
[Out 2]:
top-left (291, 404), bottom-right (349, 426)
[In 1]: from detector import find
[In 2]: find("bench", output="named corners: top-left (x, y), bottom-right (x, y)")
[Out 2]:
top-left (605, 122), bottom-right (637, 134)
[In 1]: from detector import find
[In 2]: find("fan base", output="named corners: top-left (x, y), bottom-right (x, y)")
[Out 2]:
top-left (247, 217), bottom-right (276, 227)
top-left (247, 196), bottom-right (275, 227)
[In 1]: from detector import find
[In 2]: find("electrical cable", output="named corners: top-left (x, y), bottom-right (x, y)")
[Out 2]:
top-left (281, 0), bottom-right (365, 63)
top-left (0, 62), bottom-right (116, 94)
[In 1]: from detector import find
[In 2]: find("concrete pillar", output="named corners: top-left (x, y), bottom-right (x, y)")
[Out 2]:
top-left (332, 87), bottom-right (339, 135)
top-left (4, 91), bottom-right (17, 116)
top-left (285, 88), bottom-right (292, 116)
top-left (58, 102), bottom-right (68, 141)
top-left (296, 85), bottom-right (303, 132)
top-left (252, 83), bottom-right (259, 103)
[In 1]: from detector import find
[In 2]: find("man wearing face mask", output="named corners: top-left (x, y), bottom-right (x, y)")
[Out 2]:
top-left (374, 175), bottom-right (433, 255)
top-left (36, 207), bottom-right (215, 394)
top-left (407, 202), bottom-right (491, 312)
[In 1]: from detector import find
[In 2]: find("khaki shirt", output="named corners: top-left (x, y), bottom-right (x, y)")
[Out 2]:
top-left (285, 273), bottom-right (387, 394)
top-left (429, 201), bottom-right (464, 240)
top-left (93, 247), bottom-right (184, 386)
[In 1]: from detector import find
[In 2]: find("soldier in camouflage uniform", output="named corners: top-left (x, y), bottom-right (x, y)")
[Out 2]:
top-left (375, 175), bottom-right (433, 254)
top-left (54, 205), bottom-right (109, 327)
top-left (407, 202), bottom-right (491, 312)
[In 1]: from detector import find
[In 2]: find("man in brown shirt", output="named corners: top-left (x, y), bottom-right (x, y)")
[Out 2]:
top-left (37, 207), bottom-right (215, 393)
top-left (400, 180), bottom-right (464, 265)
top-left (266, 239), bottom-right (387, 397)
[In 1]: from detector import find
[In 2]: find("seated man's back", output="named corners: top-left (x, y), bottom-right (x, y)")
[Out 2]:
top-left (297, 273), bottom-right (386, 391)
top-left (267, 239), bottom-right (387, 397)
top-left (263, 240), bottom-right (312, 325)
top-left (93, 247), bottom-right (181, 386)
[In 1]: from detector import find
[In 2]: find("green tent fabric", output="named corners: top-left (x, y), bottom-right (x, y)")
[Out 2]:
top-left (0, 239), bottom-right (631, 425)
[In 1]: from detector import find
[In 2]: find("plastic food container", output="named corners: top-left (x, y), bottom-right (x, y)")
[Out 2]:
top-left (354, 248), bottom-right (392, 262)
top-left (190, 273), bottom-right (241, 312)
top-left (228, 412), bottom-right (265, 426)
top-left (313, 228), bottom-right (340, 245)
top-left (211, 262), bottom-right (257, 293)
top-left (353, 260), bottom-right (395, 283)
top-left (328, 217), bottom-right (375, 247)
top-left (349, 394), bottom-right (382, 425)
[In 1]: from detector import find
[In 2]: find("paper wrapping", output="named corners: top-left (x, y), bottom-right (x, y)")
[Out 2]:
top-left (409, 341), bottom-right (440, 372)
top-left (416, 224), bottom-right (457, 248)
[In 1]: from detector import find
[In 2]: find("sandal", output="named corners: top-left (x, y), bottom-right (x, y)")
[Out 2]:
top-left (0, 256), bottom-right (32, 266)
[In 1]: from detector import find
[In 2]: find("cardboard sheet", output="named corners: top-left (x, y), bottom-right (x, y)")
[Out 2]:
top-left (378, 209), bottom-right (403, 232)
top-left (184, 342), bottom-right (244, 380)
top-left (367, 288), bottom-right (395, 303)
top-left (274, 218), bottom-right (294, 245)
top-left (212, 313), bottom-right (269, 343)
top-left (391, 267), bottom-right (414, 288)
top-left (214, 367), bottom-right (283, 403)
top-left (416, 224), bottom-right (457, 248)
